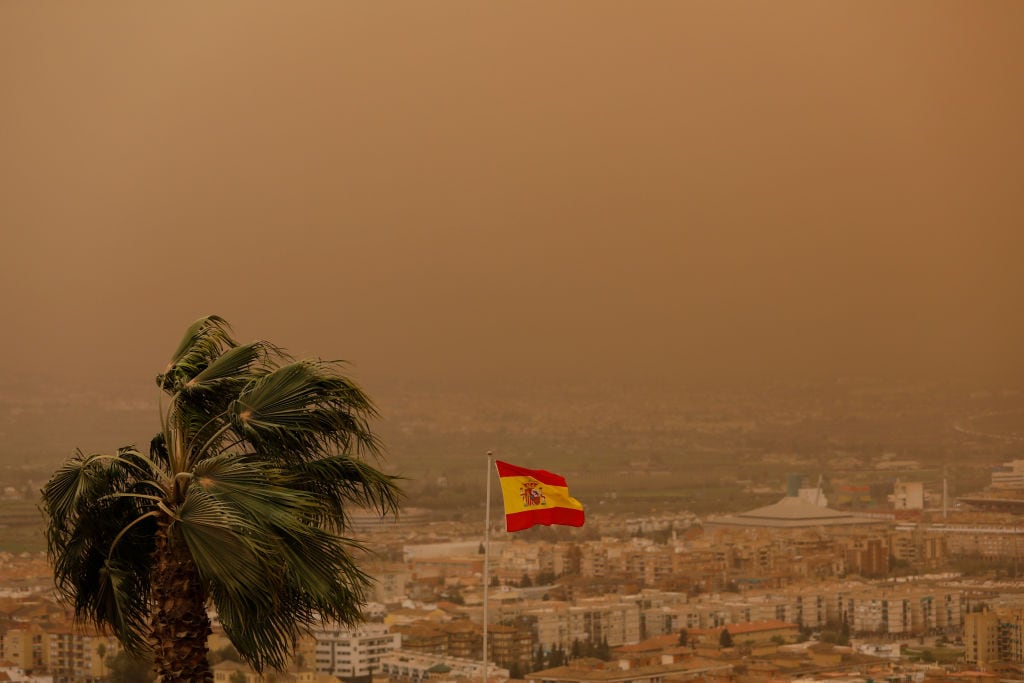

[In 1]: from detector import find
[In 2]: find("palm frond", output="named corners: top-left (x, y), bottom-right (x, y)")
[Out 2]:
top-left (192, 455), bottom-right (319, 528)
top-left (230, 361), bottom-right (380, 459)
top-left (156, 315), bottom-right (238, 392)
top-left (185, 341), bottom-right (262, 387)
top-left (42, 451), bottom-right (104, 530)
top-left (106, 446), bottom-right (164, 485)
top-left (95, 560), bottom-right (152, 652)
top-left (150, 433), bottom-right (172, 469)
top-left (191, 453), bottom-right (381, 670)
top-left (174, 342), bottom-right (289, 449)
top-left (214, 590), bottom-right (302, 672)
top-left (213, 531), bottom-right (372, 672)
top-left (288, 456), bottom-right (402, 530)
top-left (191, 455), bottom-right (369, 604)
top-left (173, 485), bottom-right (272, 601)
top-left (44, 454), bottom-right (158, 649)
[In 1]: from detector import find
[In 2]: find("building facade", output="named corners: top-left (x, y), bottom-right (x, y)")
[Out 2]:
top-left (311, 623), bottom-right (400, 680)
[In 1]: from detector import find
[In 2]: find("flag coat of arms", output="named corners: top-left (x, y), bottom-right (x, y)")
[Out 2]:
top-left (495, 460), bottom-right (585, 532)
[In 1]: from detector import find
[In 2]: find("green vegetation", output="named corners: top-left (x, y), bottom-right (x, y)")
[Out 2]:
top-left (41, 316), bottom-right (401, 681)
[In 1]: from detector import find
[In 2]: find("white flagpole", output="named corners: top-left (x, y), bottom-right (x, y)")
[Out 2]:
top-left (483, 450), bottom-right (493, 683)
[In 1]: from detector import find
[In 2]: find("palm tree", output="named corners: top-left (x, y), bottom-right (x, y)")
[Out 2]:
top-left (42, 316), bottom-right (401, 682)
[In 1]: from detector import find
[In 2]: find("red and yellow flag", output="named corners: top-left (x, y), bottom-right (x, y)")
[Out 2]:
top-left (495, 460), bottom-right (585, 532)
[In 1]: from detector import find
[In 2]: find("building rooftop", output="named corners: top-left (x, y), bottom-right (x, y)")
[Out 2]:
top-left (724, 620), bottom-right (798, 635)
top-left (705, 497), bottom-right (882, 529)
top-left (526, 658), bottom-right (731, 683)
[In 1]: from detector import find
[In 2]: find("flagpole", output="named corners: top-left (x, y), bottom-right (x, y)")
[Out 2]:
top-left (483, 450), bottom-right (493, 683)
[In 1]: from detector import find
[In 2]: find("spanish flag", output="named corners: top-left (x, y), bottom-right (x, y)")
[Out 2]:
top-left (495, 460), bottom-right (585, 532)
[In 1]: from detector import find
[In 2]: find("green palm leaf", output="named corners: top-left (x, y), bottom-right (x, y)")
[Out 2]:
top-left (289, 456), bottom-right (402, 530)
top-left (231, 361), bottom-right (380, 458)
top-left (185, 342), bottom-right (275, 389)
top-left (157, 315), bottom-right (238, 391)
top-left (174, 486), bottom-right (270, 600)
top-left (96, 561), bottom-right (151, 651)
top-left (43, 450), bottom-right (103, 529)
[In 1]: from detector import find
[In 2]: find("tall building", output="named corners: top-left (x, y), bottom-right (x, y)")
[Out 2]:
top-left (46, 625), bottom-right (121, 683)
top-left (0, 622), bottom-right (48, 671)
top-left (966, 609), bottom-right (1005, 669)
top-left (963, 608), bottom-right (1024, 670)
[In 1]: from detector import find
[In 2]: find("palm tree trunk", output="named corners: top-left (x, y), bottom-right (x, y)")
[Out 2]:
top-left (150, 519), bottom-right (213, 682)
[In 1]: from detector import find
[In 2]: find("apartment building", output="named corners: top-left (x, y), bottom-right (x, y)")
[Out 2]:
top-left (311, 623), bottom-right (400, 680)
top-left (1000, 609), bottom-right (1024, 664)
top-left (966, 609), bottom-right (1003, 669)
top-left (409, 556), bottom-right (483, 581)
top-left (821, 584), bottom-right (962, 636)
top-left (928, 524), bottom-right (1024, 559)
top-left (0, 622), bottom-right (48, 672)
top-left (392, 618), bottom-right (533, 672)
top-left (890, 527), bottom-right (946, 568)
top-left (498, 541), bottom-right (573, 581)
top-left (441, 621), bottom-right (480, 660)
top-left (487, 623), bottom-right (534, 673)
top-left (839, 537), bottom-right (890, 578)
top-left (524, 597), bottom-right (642, 650)
top-left (46, 625), bottom-right (121, 683)
top-left (964, 607), bottom-right (1024, 671)
top-left (641, 605), bottom-right (702, 636)
top-left (391, 623), bottom-right (448, 656)
top-left (640, 582), bottom-right (962, 636)
top-left (365, 562), bottom-right (412, 603)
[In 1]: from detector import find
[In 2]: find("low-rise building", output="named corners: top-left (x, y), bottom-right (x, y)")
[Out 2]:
top-left (379, 650), bottom-right (507, 682)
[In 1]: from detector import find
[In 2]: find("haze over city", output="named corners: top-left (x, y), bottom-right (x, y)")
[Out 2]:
top-left (2, 1), bottom-right (1023, 402)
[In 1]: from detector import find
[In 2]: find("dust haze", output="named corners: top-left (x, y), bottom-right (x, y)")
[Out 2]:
top-left (2, 2), bottom-right (1023, 400)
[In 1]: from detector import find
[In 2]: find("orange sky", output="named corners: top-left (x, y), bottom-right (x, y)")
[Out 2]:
top-left (2, 2), bottom-right (1023, 390)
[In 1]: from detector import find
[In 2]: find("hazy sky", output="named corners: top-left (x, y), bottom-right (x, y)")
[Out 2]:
top-left (2, 2), bottom-right (1023, 393)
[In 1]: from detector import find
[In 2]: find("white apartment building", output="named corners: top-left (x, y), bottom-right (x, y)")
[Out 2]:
top-left (820, 585), bottom-right (961, 635)
top-left (498, 541), bottom-right (572, 579)
top-left (525, 598), bottom-right (641, 649)
top-left (653, 584), bottom-right (961, 636)
top-left (312, 623), bottom-right (400, 679)
top-left (642, 605), bottom-right (702, 636)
